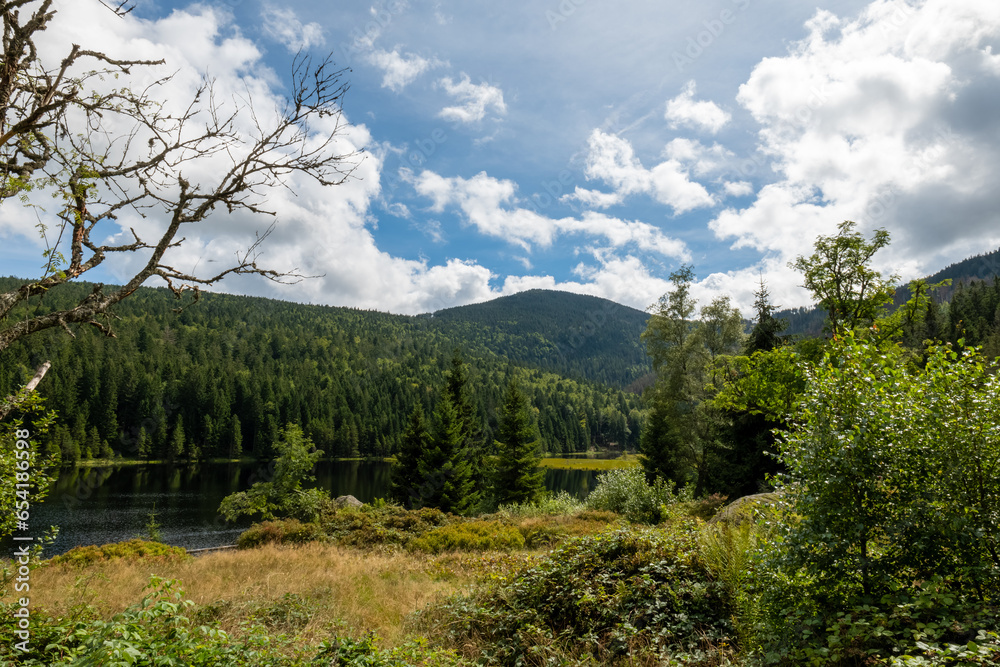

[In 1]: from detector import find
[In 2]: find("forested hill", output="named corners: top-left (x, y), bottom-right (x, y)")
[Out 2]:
top-left (0, 279), bottom-right (644, 463)
top-left (776, 245), bottom-right (1000, 337)
top-left (429, 289), bottom-right (652, 388)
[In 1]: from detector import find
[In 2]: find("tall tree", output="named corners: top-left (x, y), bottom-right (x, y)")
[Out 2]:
top-left (493, 380), bottom-right (544, 506)
top-left (417, 394), bottom-right (477, 515)
top-left (444, 350), bottom-right (487, 495)
top-left (789, 221), bottom-right (897, 335)
top-left (744, 277), bottom-right (789, 356)
top-left (641, 265), bottom-right (744, 492)
top-left (389, 407), bottom-right (432, 509)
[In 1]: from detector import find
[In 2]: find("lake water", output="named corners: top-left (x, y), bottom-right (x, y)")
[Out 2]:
top-left (5, 460), bottom-right (601, 556)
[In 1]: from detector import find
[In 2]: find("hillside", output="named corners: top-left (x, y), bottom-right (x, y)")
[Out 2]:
top-left (429, 289), bottom-right (652, 388)
top-left (0, 279), bottom-right (645, 463)
top-left (777, 246), bottom-right (1000, 337)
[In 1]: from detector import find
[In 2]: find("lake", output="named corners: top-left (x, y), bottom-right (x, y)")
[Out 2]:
top-left (6, 460), bottom-right (602, 556)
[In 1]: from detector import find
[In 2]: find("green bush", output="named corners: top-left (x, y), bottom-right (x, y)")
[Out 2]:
top-left (314, 633), bottom-right (463, 666)
top-left (0, 576), bottom-right (297, 666)
top-left (422, 523), bottom-right (732, 665)
top-left (236, 519), bottom-right (324, 549)
top-left (585, 466), bottom-right (692, 523)
top-left (321, 503), bottom-right (453, 548)
top-left (496, 490), bottom-right (584, 518)
top-left (410, 520), bottom-right (525, 554)
top-left (47, 539), bottom-right (189, 567)
top-left (753, 334), bottom-right (1000, 664)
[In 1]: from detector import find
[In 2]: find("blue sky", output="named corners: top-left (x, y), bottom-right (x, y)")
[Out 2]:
top-left (3, 0), bottom-right (999, 315)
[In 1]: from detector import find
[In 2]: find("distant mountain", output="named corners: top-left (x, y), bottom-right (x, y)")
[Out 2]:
top-left (429, 290), bottom-right (652, 389)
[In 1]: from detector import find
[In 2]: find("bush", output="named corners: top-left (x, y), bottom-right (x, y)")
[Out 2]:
top-left (0, 576), bottom-right (296, 666)
top-left (236, 519), bottom-right (324, 549)
top-left (314, 633), bottom-right (463, 666)
top-left (47, 539), bottom-right (189, 567)
top-left (321, 503), bottom-right (453, 549)
top-left (753, 335), bottom-right (1000, 664)
top-left (422, 523), bottom-right (732, 665)
top-left (496, 490), bottom-right (584, 518)
top-left (585, 466), bottom-right (692, 523)
top-left (410, 520), bottom-right (525, 554)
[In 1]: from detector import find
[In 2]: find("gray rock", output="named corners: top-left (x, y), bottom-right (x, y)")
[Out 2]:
top-left (709, 491), bottom-right (782, 526)
top-left (333, 495), bottom-right (363, 509)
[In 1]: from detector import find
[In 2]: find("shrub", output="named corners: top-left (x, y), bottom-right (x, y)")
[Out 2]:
top-left (47, 539), bottom-right (189, 567)
top-left (585, 466), bottom-right (692, 523)
top-left (0, 576), bottom-right (297, 665)
top-left (496, 490), bottom-right (584, 518)
top-left (422, 523), bottom-right (732, 665)
top-left (321, 503), bottom-right (453, 549)
top-left (754, 334), bottom-right (1000, 664)
top-left (410, 520), bottom-right (525, 554)
top-left (236, 519), bottom-right (324, 549)
top-left (314, 633), bottom-right (463, 666)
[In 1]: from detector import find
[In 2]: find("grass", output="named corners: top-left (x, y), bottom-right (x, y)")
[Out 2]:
top-left (26, 542), bottom-right (474, 648)
top-left (537, 454), bottom-right (640, 471)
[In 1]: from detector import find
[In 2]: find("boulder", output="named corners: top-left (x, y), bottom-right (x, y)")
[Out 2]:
top-left (333, 495), bottom-right (363, 509)
top-left (709, 491), bottom-right (782, 526)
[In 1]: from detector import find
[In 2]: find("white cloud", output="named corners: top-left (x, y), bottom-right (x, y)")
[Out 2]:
top-left (569, 130), bottom-right (715, 214)
top-left (709, 0), bottom-right (1000, 293)
top-left (437, 74), bottom-right (507, 124)
top-left (500, 251), bottom-right (673, 311)
top-left (723, 181), bottom-right (754, 197)
top-left (261, 5), bottom-right (324, 53)
top-left (561, 186), bottom-right (624, 209)
top-left (5, 3), bottom-right (518, 316)
top-left (367, 48), bottom-right (443, 92)
top-left (411, 169), bottom-right (690, 261)
top-left (665, 80), bottom-right (732, 134)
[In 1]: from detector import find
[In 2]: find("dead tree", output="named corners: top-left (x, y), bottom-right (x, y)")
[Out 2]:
top-left (0, 0), bottom-right (361, 353)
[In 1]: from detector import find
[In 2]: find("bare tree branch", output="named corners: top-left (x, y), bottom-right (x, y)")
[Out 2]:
top-left (0, 1), bottom-right (360, 353)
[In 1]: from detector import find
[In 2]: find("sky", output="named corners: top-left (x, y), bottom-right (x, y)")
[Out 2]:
top-left (3, 0), bottom-right (1000, 316)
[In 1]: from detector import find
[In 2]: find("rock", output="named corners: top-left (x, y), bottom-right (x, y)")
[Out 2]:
top-left (709, 491), bottom-right (782, 526)
top-left (333, 495), bottom-right (363, 509)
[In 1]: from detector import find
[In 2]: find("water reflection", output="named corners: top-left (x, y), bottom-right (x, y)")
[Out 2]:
top-left (3, 460), bottom-right (600, 556)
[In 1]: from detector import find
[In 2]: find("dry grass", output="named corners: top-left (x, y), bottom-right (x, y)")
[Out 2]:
top-left (27, 542), bottom-right (474, 647)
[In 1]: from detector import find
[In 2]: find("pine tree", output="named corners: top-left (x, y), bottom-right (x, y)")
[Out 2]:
top-left (493, 381), bottom-right (545, 506)
top-left (229, 415), bottom-right (243, 459)
top-left (136, 426), bottom-right (150, 459)
top-left (390, 407), bottom-right (432, 508)
top-left (444, 351), bottom-right (486, 493)
top-left (417, 394), bottom-right (477, 514)
top-left (744, 277), bottom-right (789, 355)
top-left (168, 416), bottom-right (185, 462)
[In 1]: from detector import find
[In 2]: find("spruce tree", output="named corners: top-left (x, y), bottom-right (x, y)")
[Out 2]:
top-left (417, 394), bottom-right (477, 514)
top-left (390, 407), bottom-right (431, 508)
top-left (493, 381), bottom-right (545, 506)
top-left (168, 416), bottom-right (185, 462)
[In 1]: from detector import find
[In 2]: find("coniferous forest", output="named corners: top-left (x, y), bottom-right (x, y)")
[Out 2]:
top-left (0, 278), bottom-right (645, 465)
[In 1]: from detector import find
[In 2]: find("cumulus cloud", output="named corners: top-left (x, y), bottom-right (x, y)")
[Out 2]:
top-left (367, 48), bottom-right (443, 92)
top-left (500, 251), bottom-right (674, 311)
top-left (6, 3), bottom-right (518, 316)
top-left (723, 181), bottom-right (754, 197)
top-left (437, 74), bottom-right (507, 123)
top-left (712, 0), bottom-right (1000, 285)
top-left (665, 80), bottom-right (732, 134)
top-left (261, 5), bottom-right (324, 53)
top-left (563, 130), bottom-right (715, 214)
top-left (411, 169), bottom-right (690, 260)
